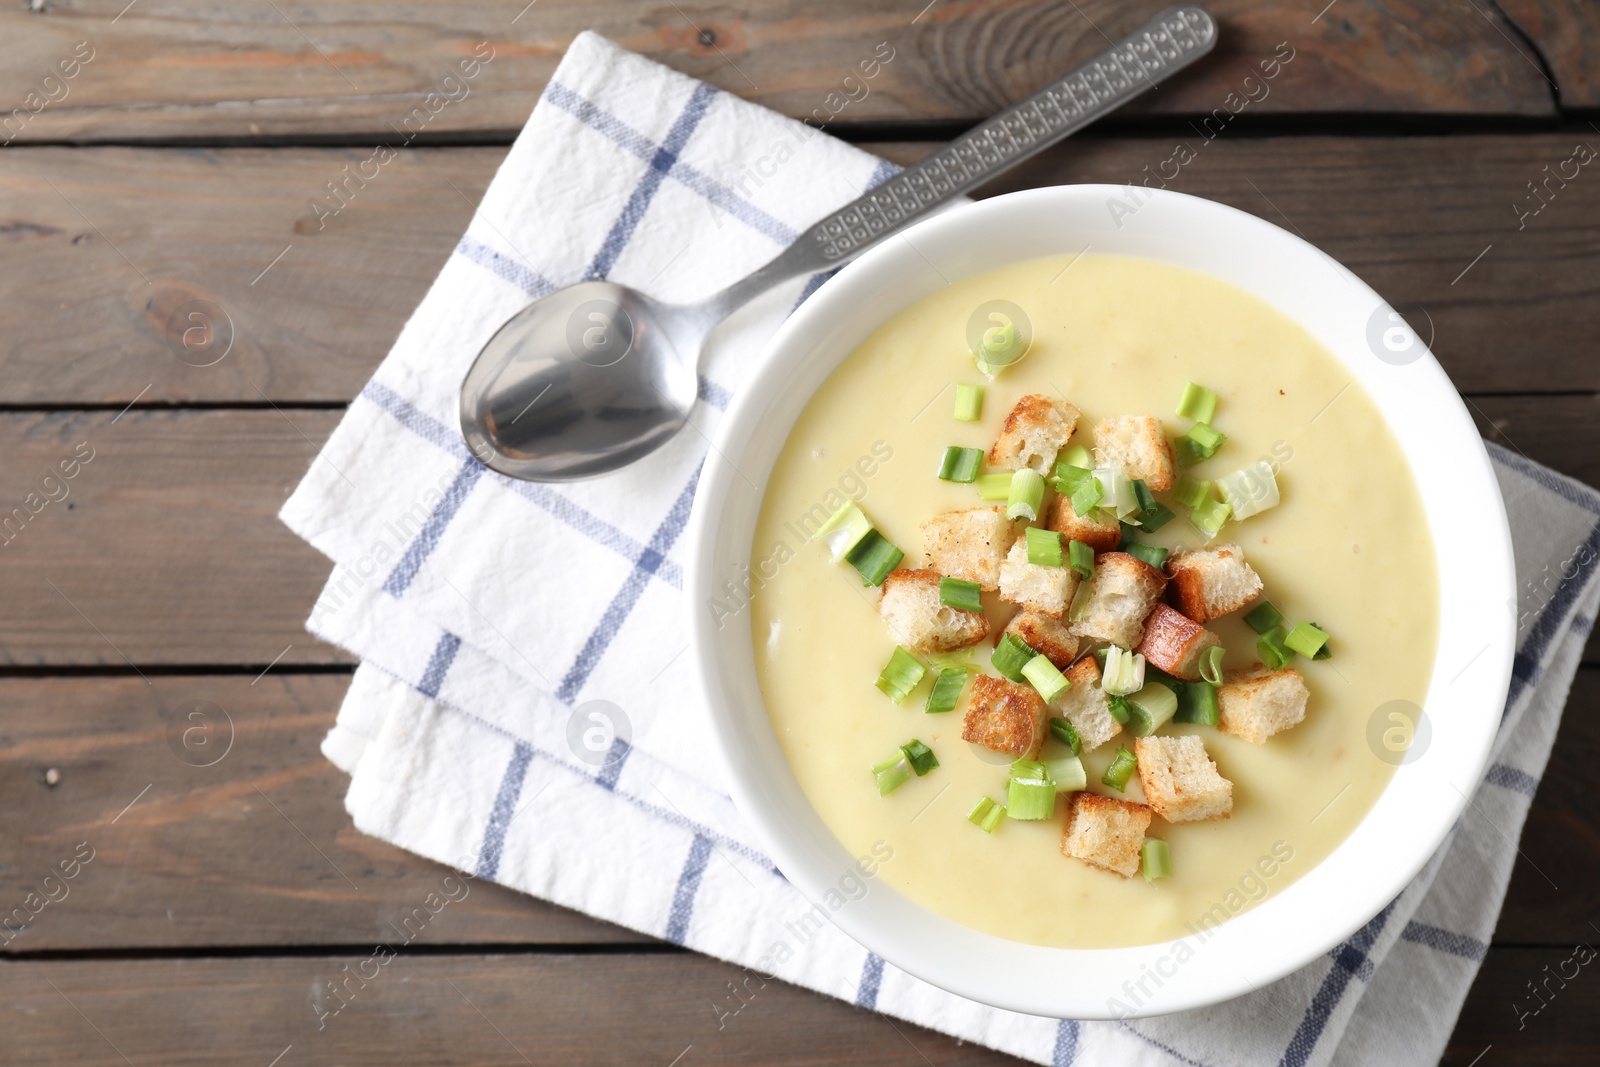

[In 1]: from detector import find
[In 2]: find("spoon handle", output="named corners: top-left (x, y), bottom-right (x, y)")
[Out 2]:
top-left (705, 5), bottom-right (1217, 318)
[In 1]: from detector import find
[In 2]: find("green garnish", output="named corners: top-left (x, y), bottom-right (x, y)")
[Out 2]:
top-left (899, 739), bottom-right (939, 776)
top-left (1006, 468), bottom-right (1046, 522)
top-left (991, 632), bottom-right (1038, 682)
top-left (1124, 681), bottom-right (1180, 737)
top-left (1176, 422), bottom-right (1226, 467)
top-left (846, 530), bottom-right (904, 586)
top-left (1188, 495), bottom-right (1231, 537)
top-left (1070, 475), bottom-right (1104, 517)
top-left (1175, 679), bottom-right (1219, 725)
top-left (954, 383), bottom-right (984, 422)
top-left (924, 666), bottom-right (969, 714)
top-left (1198, 645), bottom-right (1226, 686)
top-left (875, 646), bottom-right (926, 704)
top-left (1129, 478), bottom-right (1158, 517)
top-left (1256, 626), bottom-right (1296, 670)
top-left (1068, 539), bottom-right (1095, 580)
top-left (938, 576), bottom-right (984, 613)
top-left (1026, 526), bottom-right (1065, 567)
top-left (1106, 694), bottom-right (1132, 724)
top-left (1053, 462), bottom-right (1095, 496)
top-left (1006, 775), bottom-right (1056, 820)
top-left (1284, 622), bottom-right (1330, 659)
top-left (1244, 600), bottom-right (1284, 634)
top-left (1102, 745), bottom-right (1138, 790)
top-left (1173, 474), bottom-right (1210, 511)
top-left (811, 501), bottom-right (873, 563)
top-left (872, 751), bottom-right (913, 795)
top-left (1022, 653), bottom-right (1071, 703)
top-left (937, 446), bottom-right (984, 483)
top-left (1048, 715), bottom-right (1082, 755)
top-left (1175, 382), bottom-right (1218, 424)
top-left (1059, 445), bottom-right (1092, 470)
top-left (976, 473), bottom-right (1013, 500)
top-left (967, 796), bottom-right (1005, 832)
top-left (1142, 838), bottom-right (1173, 882)
top-left (1139, 501), bottom-right (1176, 532)
top-left (1310, 623), bottom-right (1333, 660)
top-left (975, 320), bottom-right (1027, 370)
top-left (1041, 755), bottom-right (1087, 793)
top-left (1123, 541), bottom-right (1169, 570)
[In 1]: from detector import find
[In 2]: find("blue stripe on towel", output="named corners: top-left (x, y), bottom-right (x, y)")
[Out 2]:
top-left (665, 834), bottom-right (714, 944)
top-left (475, 741), bottom-right (534, 880)
top-left (381, 459), bottom-right (484, 598)
top-left (417, 632), bottom-right (463, 698)
top-left (1052, 1020), bottom-right (1080, 1065)
top-left (585, 82), bottom-right (718, 281)
top-left (854, 953), bottom-right (885, 1009)
top-left (1278, 901), bottom-right (1397, 1067)
top-left (456, 235), bottom-right (557, 298)
top-left (595, 737), bottom-right (632, 790)
top-left (1485, 763), bottom-right (1539, 797)
top-left (1400, 921), bottom-right (1488, 962)
top-left (556, 467), bottom-right (700, 705)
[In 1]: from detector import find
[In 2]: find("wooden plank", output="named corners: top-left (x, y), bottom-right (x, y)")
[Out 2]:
top-left (1497, 0), bottom-right (1600, 108)
top-left (0, 673), bottom-right (643, 950)
top-left (0, 1), bottom-right (1554, 148)
top-left (0, 947), bottom-right (1592, 1065)
top-left (5, 135), bottom-right (1599, 405)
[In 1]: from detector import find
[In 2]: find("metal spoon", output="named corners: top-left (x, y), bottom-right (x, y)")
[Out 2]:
top-left (460, 6), bottom-right (1216, 481)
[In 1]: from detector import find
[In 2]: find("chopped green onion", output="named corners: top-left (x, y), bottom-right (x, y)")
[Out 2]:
top-left (1022, 654), bottom-right (1071, 703)
top-left (1101, 647), bottom-right (1146, 697)
top-left (937, 446), bottom-right (984, 483)
top-left (1244, 601), bottom-right (1284, 634)
top-left (1006, 468), bottom-right (1046, 521)
top-left (1026, 526), bottom-right (1065, 567)
top-left (1068, 539), bottom-right (1095, 580)
top-left (1123, 541), bottom-right (1169, 570)
top-left (1176, 382), bottom-right (1218, 424)
top-left (1139, 501), bottom-right (1176, 532)
top-left (1042, 755), bottom-right (1087, 793)
top-left (980, 800), bottom-right (1005, 832)
top-left (1129, 478), bottom-right (1158, 517)
top-left (1106, 694), bottom-right (1132, 724)
top-left (1173, 474), bottom-right (1210, 511)
top-left (976, 473), bottom-right (1013, 500)
top-left (1124, 681), bottom-right (1180, 736)
top-left (1216, 461), bottom-right (1280, 520)
top-left (1102, 745), bottom-right (1137, 790)
top-left (1284, 622), bottom-right (1329, 659)
top-left (1188, 495), bottom-right (1232, 537)
top-left (925, 666), bottom-right (970, 713)
top-left (1059, 445), bottom-right (1092, 470)
top-left (875, 646), bottom-right (926, 703)
top-left (1256, 626), bottom-right (1296, 670)
top-left (1175, 679), bottom-right (1219, 725)
top-left (1310, 623), bottom-right (1333, 660)
top-left (1006, 775), bottom-right (1057, 820)
top-left (900, 739), bottom-right (939, 776)
top-left (1142, 838), bottom-right (1173, 882)
top-left (991, 632), bottom-right (1038, 682)
top-left (975, 319), bottom-right (1027, 369)
top-left (1097, 467), bottom-right (1142, 521)
top-left (846, 530), bottom-right (904, 585)
top-left (1009, 757), bottom-right (1049, 780)
top-left (1053, 462), bottom-right (1095, 496)
top-left (872, 751), bottom-right (913, 795)
top-left (1198, 645), bottom-right (1226, 686)
top-left (1067, 579), bottom-right (1093, 623)
top-left (1176, 423), bottom-right (1227, 467)
top-left (811, 501), bottom-right (873, 563)
top-left (966, 795), bottom-right (996, 826)
top-left (938, 576), bottom-right (984, 613)
top-left (954, 383), bottom-right (984, 422)
top-left (1048, 715), bottom-right (1082, 755)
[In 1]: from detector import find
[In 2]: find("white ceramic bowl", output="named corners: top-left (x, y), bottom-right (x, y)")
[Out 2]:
top-left (686, 185), bottom-right (1514, 1019)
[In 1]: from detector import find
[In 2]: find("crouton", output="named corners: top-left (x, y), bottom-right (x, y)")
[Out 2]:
top-left (877, 569), bottom-right (988, 655)
top-left (1094, 416), bottom-right (1176, 491)
top-left (1053, 657), bottom-right (1122, 752)
top-left (988, 394), bottom-right (1081, 474)
top-left (1069, 551), bottom-right (1167, 649)
top-left (998, 540), bottom-right (1079, 618)
top-left (1217, 665), bottom-right (1310, 745)
top-left (1046, 494), bottom-right (1122, 554)
top-left (1166, 543), bottom-right (1263, 622)
top-left (1134, 735), bottom-right (1234, 823)
top-left (1005, 611), bottom-right (1079, 669)
top-left (1135, 604), bottom-right (1221, 682)
top-left (1061, 792), bottom-right (1152, 878)
top-left (961, 675), bottom-right (1048, 759)
top-left (921, 506), bottom-right (1016, 591)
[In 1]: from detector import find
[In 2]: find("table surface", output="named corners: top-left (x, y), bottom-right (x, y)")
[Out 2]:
top-left (2, 2), bottom-right (1597, 1064)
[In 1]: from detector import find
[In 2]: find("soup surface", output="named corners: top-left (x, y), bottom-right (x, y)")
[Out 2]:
top-left (749, 253), bottom-right (1438, 948)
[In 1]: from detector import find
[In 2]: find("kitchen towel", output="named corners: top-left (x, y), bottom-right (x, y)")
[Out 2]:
top-left (280, 31), bottom-right (1600, 1066)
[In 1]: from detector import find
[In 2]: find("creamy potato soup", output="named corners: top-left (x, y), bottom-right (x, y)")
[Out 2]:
top-left (749, 253), bottom-right (1438, 949)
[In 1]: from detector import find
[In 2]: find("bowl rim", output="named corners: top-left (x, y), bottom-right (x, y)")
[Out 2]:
top-left (686, 184), bottom-right (1514, 1019)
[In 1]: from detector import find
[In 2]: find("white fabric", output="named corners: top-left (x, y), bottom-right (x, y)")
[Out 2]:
top-left (280, 31), bottom-right (1600, 1067)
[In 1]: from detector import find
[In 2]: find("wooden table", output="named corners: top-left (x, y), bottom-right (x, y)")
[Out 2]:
top-left (2, 2), bottom-right (1596, 1063)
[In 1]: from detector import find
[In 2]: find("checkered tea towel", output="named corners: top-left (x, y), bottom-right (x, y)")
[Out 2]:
top-left (279, 31), bottom-right (1600, 1067)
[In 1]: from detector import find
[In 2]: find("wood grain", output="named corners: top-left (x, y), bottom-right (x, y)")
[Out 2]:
top-left (1497, 0), bottom-right (1600, 108)
top-left (4, 135), bottom-right (1599, 405)
top-left (0, 673), bottom-right (642, 950)
top-left (1446, 948), bottom-right (1600, 1065)
top-left (0, 1), bottom-right (1557, 147)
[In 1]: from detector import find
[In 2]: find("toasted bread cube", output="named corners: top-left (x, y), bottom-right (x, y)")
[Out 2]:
top-left (1217, 666), bottom-right (1310, 744)
top-left (961, 675), bottom-right (1048, 759)
top-left (1005, 611), bottom-right (1080, 669)
top-left (1166, 543), bottom-right (1263, 622)
top-left (1135, 604), bottom-right (1221, 682)
top-left (988, 394), bottom-right (1081, 474)
top-left (1094, 416), bottom-right (1176, 491)
top-left (1061, 792), bottom-right (1152, 878)
top-left (1069, 551), bottom-right (1167, 649)
top-left (1134, 735), bottom-right (1233, 823)
top-left (1046, 494), bottom-right (1121, 554)
top-left (998, 540), bottom-right (1079, 618)
top-left (1053, 657), bottom-right (1122, 752)
top-left (921, 506), bottom-right (1016, 591)
top-left (878, 569), bottom-right (987, 655)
